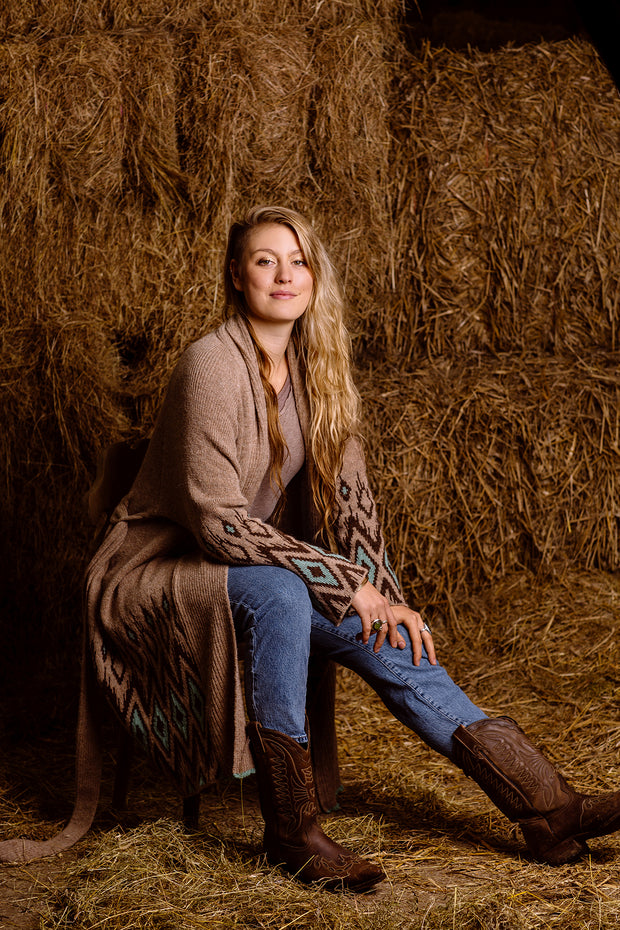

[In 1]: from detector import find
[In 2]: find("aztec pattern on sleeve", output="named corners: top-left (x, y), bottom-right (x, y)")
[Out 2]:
top-left (333, 453), bottom-right (403, 605)
top-left (197, 507), bottom-right (367, 623)
top-left (184, 446), bottom-right (402, 619)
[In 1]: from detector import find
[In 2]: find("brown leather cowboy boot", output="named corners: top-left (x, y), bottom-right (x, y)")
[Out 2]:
top-left (452, 716), bottom-right (620, 864)
top-left (248, 721), bottom-right (385, 890)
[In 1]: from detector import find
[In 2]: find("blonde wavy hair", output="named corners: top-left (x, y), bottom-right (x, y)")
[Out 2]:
top-left (224, 205), bottom-right (361, 548)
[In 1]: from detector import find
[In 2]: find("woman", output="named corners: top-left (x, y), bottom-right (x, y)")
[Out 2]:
top-left (2, 206), bottom-right (619, 886)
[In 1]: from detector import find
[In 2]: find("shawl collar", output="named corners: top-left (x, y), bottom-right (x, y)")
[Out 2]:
top-left (221, 314), bottom-right (312, 450)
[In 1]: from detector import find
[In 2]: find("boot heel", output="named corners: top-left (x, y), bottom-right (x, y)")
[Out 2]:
top-left (536, 835), bottom-right (588, 865)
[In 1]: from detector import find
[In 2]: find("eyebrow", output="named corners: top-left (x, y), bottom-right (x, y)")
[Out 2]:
top-left (249, 247), bottom-right (304, 257)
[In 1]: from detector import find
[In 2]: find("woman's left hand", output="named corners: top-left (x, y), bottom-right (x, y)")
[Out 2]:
top-left (390, 604), bottom-right (437, 666)
top-left (351, 583), bottom-right (437, 666)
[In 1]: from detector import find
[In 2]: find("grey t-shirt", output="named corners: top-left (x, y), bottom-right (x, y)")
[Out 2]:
top-left (249, 374), bottom-right (305, 521)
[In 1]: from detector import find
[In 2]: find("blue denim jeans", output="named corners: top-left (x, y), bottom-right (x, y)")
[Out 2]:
top-left (227, 565), bottom-right (486, 759)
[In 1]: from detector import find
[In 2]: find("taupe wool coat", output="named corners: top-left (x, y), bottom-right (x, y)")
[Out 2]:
top-left (0, 314), bottom-right (402, 862)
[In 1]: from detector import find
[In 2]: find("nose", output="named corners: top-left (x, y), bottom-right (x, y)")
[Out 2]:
top-left (275, 264), bottom-right (292, 283)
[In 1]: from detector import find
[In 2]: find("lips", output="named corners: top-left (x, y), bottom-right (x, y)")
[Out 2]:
top-left (270, 291), bottom-right (297, 298)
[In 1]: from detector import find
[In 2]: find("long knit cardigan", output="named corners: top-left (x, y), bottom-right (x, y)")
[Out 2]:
top-left (0, 315), bottom-right (403, 862)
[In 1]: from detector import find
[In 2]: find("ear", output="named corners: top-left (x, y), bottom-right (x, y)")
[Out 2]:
top-left (230, 259), bottom-right (243, 292)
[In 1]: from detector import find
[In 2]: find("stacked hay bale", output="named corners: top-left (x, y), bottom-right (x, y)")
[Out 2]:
top-left (362, 353), bottom-right (620, 620)
top-left (0, 1), bottom-right (619, 682)
top-left (385, 41), bottom-right (620, 359)
top-left (0, 1), bottom-right (401, 679)
top-left (364, 41), bottom-right (620, 618)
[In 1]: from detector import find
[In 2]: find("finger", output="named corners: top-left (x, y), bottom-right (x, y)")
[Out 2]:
top-left (386, 604), bottom-right (401, 649)
top-left (355, 610), bottom-right (378, 644)
top-left (359, 613), bottom-right (372, 645)
top-left (422, 625), bottom-right (437, 665)
top-left (405, 611), bottom-right (423, 666)
top-left (412, 629), bottom-right (423, 666)
top-left (412, 620), bottom-right (437, 666)
top-left (373, 603), bottom-right (398, 652)
top-left (356, 616), bottom-right (381, 645)
top-left (372, 617), bottom-right (389, 652)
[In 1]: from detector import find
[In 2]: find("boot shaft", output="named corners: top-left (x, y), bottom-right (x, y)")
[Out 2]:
top-left (452, 716), bottom-right (573, 820)
top-left (247, 721), bottom-right (317, 844)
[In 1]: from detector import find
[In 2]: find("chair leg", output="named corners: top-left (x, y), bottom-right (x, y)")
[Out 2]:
top-left (183, 794), bottom-right (201, 831)
top-left (112, 729), bottom-right (133, 810)
top-left (113, 727), bottom-right (200, 830)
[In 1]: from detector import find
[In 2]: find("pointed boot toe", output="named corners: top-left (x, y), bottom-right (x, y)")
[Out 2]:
top-left (525, 790), bottom-right (620, 864)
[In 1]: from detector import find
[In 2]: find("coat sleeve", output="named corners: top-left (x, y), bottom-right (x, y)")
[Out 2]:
top-left (332, 436), bottom-right (404, 606)
top-left (130, 338), bottom-right (367, 624)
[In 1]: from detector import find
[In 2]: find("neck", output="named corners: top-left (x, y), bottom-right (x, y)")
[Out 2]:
top-left (245, 317), bottom-right (293, 391)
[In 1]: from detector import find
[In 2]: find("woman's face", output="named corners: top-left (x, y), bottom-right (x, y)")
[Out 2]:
top-left (230, 223), bottom-right (314, 332)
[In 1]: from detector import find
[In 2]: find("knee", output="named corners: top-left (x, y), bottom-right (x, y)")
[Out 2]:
top-left (245, 568), bottom-right (313, 654)
top-left (228, 565), bottom-right (312, 622)
top-left (260, 568), bottom-right (312, 621)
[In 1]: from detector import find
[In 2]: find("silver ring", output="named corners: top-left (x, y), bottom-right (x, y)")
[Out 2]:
top-left (371, 618), bottom-right (385, 633)
top-left (422, 622), bottom-right (432, 635)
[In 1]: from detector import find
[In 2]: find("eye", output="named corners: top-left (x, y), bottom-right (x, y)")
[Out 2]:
top-left (256, 257), bottom-right (273, 266)
top-left (293, 259), bottom-right (307, 266)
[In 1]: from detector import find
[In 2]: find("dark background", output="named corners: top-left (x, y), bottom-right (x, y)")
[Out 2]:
top-left (408, 0), bottom-right (619, 88)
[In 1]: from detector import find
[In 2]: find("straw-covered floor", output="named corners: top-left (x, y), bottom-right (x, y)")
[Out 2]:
top-left (1, 2), bottom-right (620, 927)
top-left (2, 569), bottom-right (619, 928)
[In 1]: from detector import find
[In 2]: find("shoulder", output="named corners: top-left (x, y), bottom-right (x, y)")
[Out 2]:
top-left (179, 324), bottom-right (242, 372)
top-left (170, 325), bottom-right (247, 397)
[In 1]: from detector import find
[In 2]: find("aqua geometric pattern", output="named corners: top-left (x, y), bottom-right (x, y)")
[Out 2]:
top-left (170, 688), bottom-right (188, 741)
top-left (199, 503), bottom-right (376, 621)
top-left (384, 551), bottom-right (400, 589)
top-left (187, 676), bottom-right (205, 729)
top-left (334, 463), bottom-right (403, 605)
top-left (355, 543), bottom-right (377, 586)
top-left (96, 589), bottom-right (211, 797)
top-left (130, 705), bottom-right (148, 749)
top-left (291, 558), bottom-right (340, 587)
top-left (152, 699), bottom-right (170, 752)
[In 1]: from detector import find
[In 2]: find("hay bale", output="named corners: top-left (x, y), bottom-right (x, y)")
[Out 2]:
top-left (176, 15), bottom-right (396, 295)
top-left (0, 0), bottom-right (404, 41)
top-left (0, 12), bottom-right (400, 676)
top-left (0, 30), bottom-right (183, 211)
top-left (366, 39), bottom-right (620, 361)
top-left (361, 352), bottom-right (620, 620)
top-left (0, 308), bottom-right (125, 670)
top-left (176, 21), bottom-right (314, 229)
